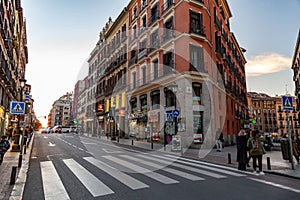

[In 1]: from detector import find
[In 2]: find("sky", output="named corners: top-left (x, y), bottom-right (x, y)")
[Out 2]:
top-left (22, 0), bottom-right (300, 121)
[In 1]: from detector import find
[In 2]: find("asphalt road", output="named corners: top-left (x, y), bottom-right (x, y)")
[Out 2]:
top-left (22, 133), bottom-right (300, 200)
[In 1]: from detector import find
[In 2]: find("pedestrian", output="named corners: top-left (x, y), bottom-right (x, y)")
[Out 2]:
top-left (236, 129), bottom-right (248, 171)
top-left (247, 130), bottom-right (265, 175)
top-left (0, 135), bottom-right (11, 165)
top-left (216, 132), bottom-right (224, 152)
top-left (246, 130), bottom-right (252, 167)
top-left (291, 136), bottom-right (299, 164)
top-left (7, 126), bottom-right (13, 141)
top-left (296, 135), bottom-right (300, 164)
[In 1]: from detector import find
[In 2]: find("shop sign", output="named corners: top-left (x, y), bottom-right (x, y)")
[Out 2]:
top-left (0, 106), bottom-right (4, 118)
top-left (193, 133), bottom-right (203, 144)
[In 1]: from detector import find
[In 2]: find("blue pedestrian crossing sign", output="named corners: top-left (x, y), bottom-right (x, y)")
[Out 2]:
top-left (282, 96), bottom-right (293, 111)
top-left (10, 101), bottom-right (25, 114)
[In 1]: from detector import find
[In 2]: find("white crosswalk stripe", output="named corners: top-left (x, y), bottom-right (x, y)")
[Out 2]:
top-left (136, 154), bottom-right (226, 179)
top-left (40, 161), bottom-right (70, 200)
top-left (150, 154), bottom-right (246, 177)
top-left (83, 156), bottom-right (149, 190)
top-left (63, 159), bottom-right (114, 197)
top-left (103, 155), bottom-right (179, 184)
top-left (120, 155), bottom-right (205, 181)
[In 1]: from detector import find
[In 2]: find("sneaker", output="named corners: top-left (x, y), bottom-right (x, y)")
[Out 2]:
top-left (259, 171), bottom-right (265, 175)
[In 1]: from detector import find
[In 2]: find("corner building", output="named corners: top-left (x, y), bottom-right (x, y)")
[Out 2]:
top-left (95, 0), bottom-right (247, 147)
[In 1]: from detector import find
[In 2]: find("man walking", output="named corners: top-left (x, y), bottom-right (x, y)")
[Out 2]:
top-left (0, 135), bottom-right (11, 165)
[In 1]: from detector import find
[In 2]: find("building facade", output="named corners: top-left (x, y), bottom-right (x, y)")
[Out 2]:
top-left (50, 93), bottom-right (73, 127)
top-left (247, 92), bottom-right (300, 137)
top-left (292, 29), bottom-right (300, 112)
top-left (90, 0), bottom-right (248, 147)
top-left (0, 0), bottom-right (29, 135)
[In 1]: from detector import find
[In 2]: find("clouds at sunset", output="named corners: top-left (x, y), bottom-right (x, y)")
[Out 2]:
top-left (245, 53), bottom-right (292, 76)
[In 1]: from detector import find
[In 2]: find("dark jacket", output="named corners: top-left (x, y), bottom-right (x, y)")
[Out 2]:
top-left (237, 135), bottom-right (248, 163)
top-left (0, 139), bottom-right (10, 153)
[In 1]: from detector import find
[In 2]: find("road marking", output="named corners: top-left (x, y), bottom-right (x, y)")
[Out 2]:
top-left (102, 148), bottom-right (122, 154)
top-left (152, 154), bottom-right (245, 177)
top-left (137, 154), bottom-right (226, 179)
top-left (63, 159), bottom-right (114, 197)
top-left (48, 142), bottom-right (56, 147)
top-left (84, 157), bottom-right (149, 190)
top-left (120, 155), bottom-right (204, 181)
top-left (248, 177), bottom-right (300, 193)
top-left (103, 155), bottom-right (179, 184)
top-left (40, 161), bottom-right (70, 200)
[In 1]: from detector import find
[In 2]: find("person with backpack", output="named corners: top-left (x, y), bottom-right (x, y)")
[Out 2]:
top-left (247, 130), bottom-right (265, 175)
top-left (0, 135), bottom-right (11, 165)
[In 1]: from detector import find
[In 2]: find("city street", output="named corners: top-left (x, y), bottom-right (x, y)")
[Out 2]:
top-left (22, 133), bottom-right (300, 200)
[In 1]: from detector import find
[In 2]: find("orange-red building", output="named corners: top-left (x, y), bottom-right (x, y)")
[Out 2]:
top-left (94, 0), bottom-right (247, 147)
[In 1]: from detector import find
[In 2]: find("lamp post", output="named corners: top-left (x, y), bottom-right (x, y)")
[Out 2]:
top-left (18, 77), bottom-right (26, 168)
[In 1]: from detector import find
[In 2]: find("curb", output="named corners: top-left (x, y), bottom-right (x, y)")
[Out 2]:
top-left (9, 133), bottom-right (35, 200)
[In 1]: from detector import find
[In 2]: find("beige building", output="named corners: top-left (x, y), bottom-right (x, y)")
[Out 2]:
top-left (247, 92), bottom-right (299, 137)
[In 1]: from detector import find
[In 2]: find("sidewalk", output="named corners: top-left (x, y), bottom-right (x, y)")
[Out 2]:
top-left (0, 134), bottom-right (34, 200)
top-left (96, 135), bottom-right (300, 179)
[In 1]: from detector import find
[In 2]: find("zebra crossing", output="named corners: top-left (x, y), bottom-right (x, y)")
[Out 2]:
top-left (40, 153), bottom-right (247, 199)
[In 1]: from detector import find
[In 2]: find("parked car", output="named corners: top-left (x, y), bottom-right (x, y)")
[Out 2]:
top-left (51, 125), bottom-right (62, 133)
top-left (40, 127), bottom-right (50, 134)
top-left (69, 126), bottom-right (78, 133)
top-left (61, 126), bottom-right (70, 133)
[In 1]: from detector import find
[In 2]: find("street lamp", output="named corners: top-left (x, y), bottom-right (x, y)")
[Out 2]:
top-left (18, 77), bottom-right (27, 168)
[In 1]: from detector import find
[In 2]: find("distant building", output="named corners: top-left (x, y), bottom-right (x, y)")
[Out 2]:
top-left (50, 93), bottom-right (73, 127)
top-left (247, 92), bottom-right (300, 137)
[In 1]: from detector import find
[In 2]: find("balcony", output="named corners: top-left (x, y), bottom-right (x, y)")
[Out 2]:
top-left (137, 49), bottom-right (148, 60)
top-left (162, 30), bottom-right (175, 44)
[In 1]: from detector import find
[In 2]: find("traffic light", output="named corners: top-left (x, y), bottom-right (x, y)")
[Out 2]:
top-left (73, 120), bottom-right (78, 124)
top-left (252, 119), bottom-right (257, 124)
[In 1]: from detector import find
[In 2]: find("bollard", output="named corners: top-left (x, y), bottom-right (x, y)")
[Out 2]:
top-left (151, 142), bottom-right (153, 150)
top-left (10, 166), bottom-right (17, 185)
top-left (132, 139), bottom-right (134, 146)
top-left (267, 157), bottom-right (271, 170)
top-left (228, 153), bottom-right (232, 164)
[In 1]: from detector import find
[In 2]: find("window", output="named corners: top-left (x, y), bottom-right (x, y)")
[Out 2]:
top-left (151, 90), bottom-right (160, 110)
top-left (132, 72), bottom-right (136, 89)
top-left (165, 88), bottom-right (175, 107)
top-left (150, 3), bottom-right (159, 24)
top-left (140, 94), bottom-right (147, 110)
top-left (130, 97), bottom-right (137, 113)
top-left (190, 45), bottom-right (204, 72)
top-left (192, 82), bottom-right (202, 105)
top-left (163, 51), bottom-right (174, 75)
top-left (193, 111), bottom-right (203, 135)
top-left (190, 10), bottom-right (205, 36)
top-left (141, 66), bottom-right (146, 85)
top-left (153, 59), bottom-right (159, 80)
